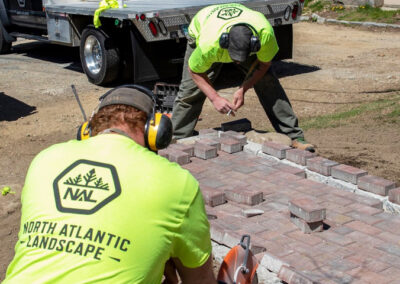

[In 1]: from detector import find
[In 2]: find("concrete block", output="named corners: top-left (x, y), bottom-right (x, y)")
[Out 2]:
top-left (200, 186), bottom-right (226, 207)
top-left (306, 156), bottom-right (339, 176)
top-left (289, 198), bottom-right (326, 222)
top-left (224, 187), bottom-right (263, 205)
top-left (194, 143), bottom-right (217, 160)
top-left (358, 175), bottom-right (396, 196)
top-left (195, 138), bottom-right (221, 151)
top-left (286, 149), bottom-right (317, 166)
top-left (262, 141), bottom-right (291, 159)
top-left (220, 137), bottom-right (242, 153)
top-left (389, 188), bottom-right (400, 205)
top-left (331, 164), bottom-right (368, 184)
top-left (220, 130), bottom-right (247, 147)
top-left (290, 213), bottom-right (324, 234)
top-left (221, 118), bottom-right (252, 132)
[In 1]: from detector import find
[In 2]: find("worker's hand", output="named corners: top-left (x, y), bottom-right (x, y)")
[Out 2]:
top-left (233, 88), bottom-right (245, 111)
top-left (163, 258), bottom-right (179, 284)
top-left (211, 95), bottom-right (236, 116)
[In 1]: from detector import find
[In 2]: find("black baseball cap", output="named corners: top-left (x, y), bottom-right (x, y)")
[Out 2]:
top-left (228, 25), bottom-right (253, 62)
top-left (98, 87), bottom-right (154, 115)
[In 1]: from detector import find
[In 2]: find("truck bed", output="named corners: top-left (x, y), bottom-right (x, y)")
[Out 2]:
top-left (45, 0), bottom-right (290, 19)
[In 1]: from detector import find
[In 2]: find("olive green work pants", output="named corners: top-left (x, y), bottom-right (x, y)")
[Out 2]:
top-left (171, 43), bottom-right (304, 140)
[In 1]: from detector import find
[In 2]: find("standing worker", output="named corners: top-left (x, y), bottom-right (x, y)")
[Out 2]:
top-left (172, 3), bottom-right (314, 152)
top-left (3, 85), bottom-right (216, 284)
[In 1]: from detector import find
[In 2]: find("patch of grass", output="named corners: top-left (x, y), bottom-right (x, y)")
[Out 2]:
top-left (337, 5), bottom-right (400, 23)
top-left (303, 0), bottom-right (400, 24)
top-left (387, 108), bottom-right (400, 118)
top-left (300, 94), bottom-right (400, 130)
top-left (308, 0), bottom-right (326, 12)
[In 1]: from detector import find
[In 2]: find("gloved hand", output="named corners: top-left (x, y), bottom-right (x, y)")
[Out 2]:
top-left (94, 0), bottom-right (124, 28)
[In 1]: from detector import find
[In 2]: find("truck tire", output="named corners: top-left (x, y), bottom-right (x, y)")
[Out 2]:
top-left (80, 26), bottom-right (120, 85)
top-left (0, 23), bottom-right (12, 54)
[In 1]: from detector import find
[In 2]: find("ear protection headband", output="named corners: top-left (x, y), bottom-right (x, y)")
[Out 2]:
top-left (77, 84), bottom-right (173, 152)
top-left (219, 23), bottom-right (261, 53)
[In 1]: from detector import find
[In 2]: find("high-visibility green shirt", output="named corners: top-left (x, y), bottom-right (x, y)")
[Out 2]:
top-left (188, 3), bottom-right (279, 73)
top-left (4, 134), bottom-right (211, 284)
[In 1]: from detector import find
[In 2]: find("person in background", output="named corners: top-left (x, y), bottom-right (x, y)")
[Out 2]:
top-left (172, 3), bottom-right (315, 152)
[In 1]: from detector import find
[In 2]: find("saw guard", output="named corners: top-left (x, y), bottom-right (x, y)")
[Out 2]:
top-left (217, 235), bottom-right (259, 284)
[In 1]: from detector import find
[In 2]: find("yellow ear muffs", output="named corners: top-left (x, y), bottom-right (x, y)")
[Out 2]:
top-left (77, 121), bottom-right (91, 141)
top-left (145, 112), bottom-right (173, 152)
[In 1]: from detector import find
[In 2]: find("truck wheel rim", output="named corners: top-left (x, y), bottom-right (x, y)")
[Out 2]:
top-left (84, 35), bottom-right (102, 75)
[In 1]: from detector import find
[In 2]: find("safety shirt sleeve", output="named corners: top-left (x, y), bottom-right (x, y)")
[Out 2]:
top-left (171, 186), bottom-right (212, 268)
top-left (188, 47), bottom-right (215, 73)
top-left (256, 29), bottom-right (279, 63)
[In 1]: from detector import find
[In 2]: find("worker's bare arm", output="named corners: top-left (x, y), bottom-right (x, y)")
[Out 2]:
top-left (172, 255), bottom-right (217, 284)
top-left (189, 68), bottom-right (235, 114)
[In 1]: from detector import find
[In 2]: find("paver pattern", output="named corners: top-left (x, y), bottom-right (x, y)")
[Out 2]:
top-left (161, 130), bottom-right (400, 283)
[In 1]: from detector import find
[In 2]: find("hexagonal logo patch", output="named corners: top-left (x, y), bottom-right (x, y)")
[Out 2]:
top-left (53, 160), bottom-right (121, 215)
top-left (217, 7), bottom-right (243, 20)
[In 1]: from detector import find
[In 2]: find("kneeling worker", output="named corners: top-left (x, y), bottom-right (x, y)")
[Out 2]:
top-left (4, 85), bottom-right (216, 284)
top-left (172, 3), bottom-right (314, 152)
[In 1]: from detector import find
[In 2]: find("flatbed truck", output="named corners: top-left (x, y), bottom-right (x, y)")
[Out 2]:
top-left (0, 0), bottom-right (303, 85)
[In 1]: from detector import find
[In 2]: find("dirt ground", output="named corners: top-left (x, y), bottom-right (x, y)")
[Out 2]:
top-left (1, 22), bottom-right (399, 280)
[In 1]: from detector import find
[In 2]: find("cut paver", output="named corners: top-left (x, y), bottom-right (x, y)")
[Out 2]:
top-left (220, 130), bottom-right (247, 147)
top-left (260, 252), bottom-right (289, 273)
top-left (358, 175), bottom-right (396, 196)
top-left (331, 164), bottom-right (368, 184)
top-left (289, 198), bottom-right (326, 222)
top-left (224, 187), bottom-right (263, 205)
top-left (242, 208), bottom-right (264, 218)
top-left (306, 156), bottom-right (339, 176)
top-left (220, 137), bottom-right (242, 154)
top-left (262, 141), bottom-right (291, 159)
top-left (290, 213), bottom-right (324, 234)
top-left (388, 187), bottom-right (400, 205)
top-left (286, 148), bottom-right (317, 166)
top-left (195, 138), bottom-right (221, 151)
top-left (200, 186), bottom-right (225, 207)
top-left (165, 149), bottom-right (190, 165)
top-left (198, 128), bottom-right (218, 136)
top-left (194, 143), bottom-right (217, 160)
top-left (168, 143), bottom-right (195, 157)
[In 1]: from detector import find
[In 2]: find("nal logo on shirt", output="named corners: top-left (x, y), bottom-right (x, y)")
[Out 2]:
top-left (53, 160), bottom-right (121, 214)
top-left (217, 7), bottom-right (243, 20)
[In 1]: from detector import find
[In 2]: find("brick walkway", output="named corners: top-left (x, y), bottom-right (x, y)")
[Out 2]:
top-left (161, 130), bottom-right (400, 284)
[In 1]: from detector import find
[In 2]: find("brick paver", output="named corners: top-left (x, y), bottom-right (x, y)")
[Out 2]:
top-left (165, 134), bottom-right (400, 283)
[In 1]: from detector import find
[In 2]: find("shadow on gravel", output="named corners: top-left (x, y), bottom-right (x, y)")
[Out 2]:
top-left (273, 61), bottom-right (320, 78)
top-left (215, 61), bottom-right (320, 90)
top-left (11, 41), bottom-right (82, 72)
top-left (0, 92), bottom-right (37, 121)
